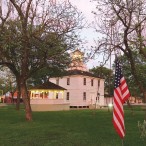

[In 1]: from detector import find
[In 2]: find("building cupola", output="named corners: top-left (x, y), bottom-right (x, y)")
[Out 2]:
top-left (68, 49), bottom-right (88, 71)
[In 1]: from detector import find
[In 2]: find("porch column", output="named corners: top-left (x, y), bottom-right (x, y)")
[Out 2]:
top-left (43, 92), bottom-right (45, 99)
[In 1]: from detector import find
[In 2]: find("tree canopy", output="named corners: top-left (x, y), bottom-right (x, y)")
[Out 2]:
top-left (0, 0), bottom-right (84, 120)
top-left (120, 52), bottom-right (146, 98)
top-left (90, 66), bottom-right (114, 97)
top-left (0, 67), bottom-right (16, 94)
top-left (92, 0), bottom-right (146, 102)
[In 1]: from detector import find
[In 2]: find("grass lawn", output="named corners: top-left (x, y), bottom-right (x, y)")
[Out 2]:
top-left (0, 105), bottom-right (146, 146)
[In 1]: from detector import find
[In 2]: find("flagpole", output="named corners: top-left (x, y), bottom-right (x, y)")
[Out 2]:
top-left (122, 139), bottom-right (124, 146)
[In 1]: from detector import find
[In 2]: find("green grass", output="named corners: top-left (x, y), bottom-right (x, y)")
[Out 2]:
top-left (0, 105), bottom-right (146, 146)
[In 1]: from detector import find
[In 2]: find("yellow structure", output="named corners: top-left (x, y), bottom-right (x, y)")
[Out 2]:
top-left (0, 90), bottom-right (3, 102)
top-left (29, 81), bottom-right (70, 111)
top-left (30, 89), bottom-right (64, 100)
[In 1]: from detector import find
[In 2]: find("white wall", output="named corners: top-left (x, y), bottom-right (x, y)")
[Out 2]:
top-left (50, 75), bottom-right (105, 106)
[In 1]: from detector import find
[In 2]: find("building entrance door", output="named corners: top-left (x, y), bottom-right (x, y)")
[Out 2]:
top-left (90, 93), bottom-right (95, 105)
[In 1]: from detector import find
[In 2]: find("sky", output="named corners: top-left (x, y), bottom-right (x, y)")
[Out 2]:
top-left (0, 0), bottom-right (112, 69)
top-left (69, 0), bottom-right (112, 69)
top-left (70, 0), bottom-right (98, 68)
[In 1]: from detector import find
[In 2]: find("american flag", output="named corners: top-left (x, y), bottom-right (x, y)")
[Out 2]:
top-left (113, 59), bottom-right (130, 139)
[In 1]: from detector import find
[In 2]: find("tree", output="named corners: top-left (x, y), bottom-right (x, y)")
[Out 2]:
top-left (119, 53), bottom-right (146, 99)
top-left (92, 0), bottom-right (146, 102)
top-left (90, 66), bottom-right (114, 97)
top-left (0, 0), bottom-right (84, 121)
top-left (0, 67), bottom-right (16, 94)
top-left (27, 65), bottom-right (68, 87)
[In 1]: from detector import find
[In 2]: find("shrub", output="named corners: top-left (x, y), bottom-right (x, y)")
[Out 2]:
top-left (138, 120), bottom-right (146, 139)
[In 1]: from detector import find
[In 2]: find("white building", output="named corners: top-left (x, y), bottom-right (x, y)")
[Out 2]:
top-left (29, 81), bottom-right (69, 111)
top-left (50, 49), bottom-right (105, 108)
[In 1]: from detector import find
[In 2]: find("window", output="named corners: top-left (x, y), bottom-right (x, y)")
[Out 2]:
top-left (45, 92), bottom-right (49, 98)
top-left (66, 92), bottom-right (70, 100)
top-left (83, 78), bottom-right (86, 85)
top-left (67, 78), bottom-right (70, 85)
top-left (91, 79), bottom-right (94, 86)
top-left (56, 93), bottom-right (59, 99)
top-left (83, 92), bottom-right (86, 100)
top-left (56, 78), bottom-right (59, 85)
top-left (97, 92), bottom-right (100, 101)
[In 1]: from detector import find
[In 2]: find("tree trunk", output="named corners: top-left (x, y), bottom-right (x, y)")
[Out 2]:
top-left (127, 100), bottom-right (134, 115)
top-left (16, 91), bottom-right (21, 110)
top-left (11, 92), bottom-right (14, 104)
top-left (20, 79), bottom-right (32, 121)
top-left (142, 92), bottom-right (146, 120)
top-left (15, 83), bottom-right (21, 110)
top-left (143, 91), bottom-right (146, 103)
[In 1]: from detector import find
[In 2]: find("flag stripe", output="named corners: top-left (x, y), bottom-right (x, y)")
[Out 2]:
top-left (113, 105), bottom-right (124, 130)
top-left (113, 117), bottom-right (125, 138)
top-left (113, 106), bottom-right (125, 131)
top-left (113, 59), bottom-right (130, 139)
top-left (113, 100), bottom-right (124, 125)
top-left (113, 94), bottom-right (123, 119)
top-left (113, 113), bottom-right (125, 136)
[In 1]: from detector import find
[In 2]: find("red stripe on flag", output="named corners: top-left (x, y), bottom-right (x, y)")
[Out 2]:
top-left (113, 60), bottom-right (130, 139)
top-left (113, 106), bottom-right (125, 132)
top-left (113, 119), bottom-right (125, 138)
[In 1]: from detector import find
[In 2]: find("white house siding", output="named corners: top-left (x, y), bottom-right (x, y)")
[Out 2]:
top-left (98, 79), bottom-right (105, 106)
top-left (50, 75), bottom-right (104, 107)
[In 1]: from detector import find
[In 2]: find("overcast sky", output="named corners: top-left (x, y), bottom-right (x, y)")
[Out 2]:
top-left (1, 0), bottom-right (111, 69)
top-left (69, 0), bottom-right (114, 69)
top-left (69, 0), bottom-right (96, 65)
top-left (69, 0), bottom-right (105, 69)
top-left (70, 0), bottom-right (97, 45)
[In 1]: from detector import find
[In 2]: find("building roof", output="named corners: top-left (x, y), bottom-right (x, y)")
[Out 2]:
top-left (64, 69), bottom-right (104, 79)
top-left (71, 49), bottom-right (84, 56)
top-left (30, 81), bottom-right (66, 90)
